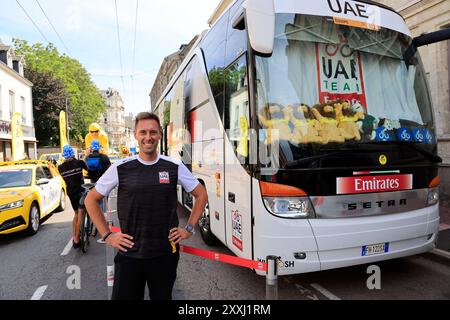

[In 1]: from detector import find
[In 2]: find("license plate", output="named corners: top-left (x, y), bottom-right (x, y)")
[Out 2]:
top-left (362, 243), bottom-right (389, 256)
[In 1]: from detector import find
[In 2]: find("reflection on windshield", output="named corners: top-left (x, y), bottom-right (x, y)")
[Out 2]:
top-left (256, 14), bottom-right (435, 153)
top-left (0, 170), bottom-right (32, 188)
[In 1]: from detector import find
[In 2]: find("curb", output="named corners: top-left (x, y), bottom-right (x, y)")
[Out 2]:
top-left (430, 248), bottom-right (450, 259)
top-left (423, 248), bottom-right (450, 267)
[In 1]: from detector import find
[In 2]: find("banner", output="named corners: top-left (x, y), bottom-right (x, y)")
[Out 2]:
top-left (59, 111), bottom-right (68, 153)
top-left (337, 174), bottom-right (413, 195)
top-left (11, 112), bottom-right (25, 161)
top-left (316, 42), bottom-right (367, 111)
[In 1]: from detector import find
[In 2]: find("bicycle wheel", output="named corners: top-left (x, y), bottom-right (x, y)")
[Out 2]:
top-left (80, 210), bottom-right (89, 253)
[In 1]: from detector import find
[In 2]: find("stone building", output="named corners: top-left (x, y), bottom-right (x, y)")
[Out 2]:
top-left (149, 35), bottom-right (199, 110)
top-left (100, 88), bottom-right (126, 153)
top-left (376, 0), bottom-right (450, 194)
top-left (0, 39), bottom-right (37, 160)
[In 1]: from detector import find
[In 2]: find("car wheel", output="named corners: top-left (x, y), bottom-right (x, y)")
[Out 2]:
top-left (57, 190), bottom-right (66, 212)
top-left (26, 203), bottom-right (40, 235)
top-left (199, 202), bottom-right (220, 246)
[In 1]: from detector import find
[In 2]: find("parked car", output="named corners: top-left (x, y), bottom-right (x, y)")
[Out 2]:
top-left (39, 153), bottom-right (63, 166)
top-left (0, 160), bottom-right (67, 235)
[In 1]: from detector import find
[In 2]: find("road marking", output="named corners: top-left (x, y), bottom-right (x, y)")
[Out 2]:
top-left (31, 285), bottom-right (48, 300)
top-left (311, 283), bottom-right (341, 300)
top-left (61, 238), bottom-right (73, 256)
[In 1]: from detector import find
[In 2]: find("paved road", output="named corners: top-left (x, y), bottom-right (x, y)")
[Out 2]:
top-left (1, 197), bottom-right (449, 300)
top-left (0, 200), bottom-right (107, 300)
top-left (176, 207), bottom-right (450, 300)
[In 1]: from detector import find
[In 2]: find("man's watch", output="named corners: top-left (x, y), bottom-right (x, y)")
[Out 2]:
top-left (184, 224), bottom-right (195, 235)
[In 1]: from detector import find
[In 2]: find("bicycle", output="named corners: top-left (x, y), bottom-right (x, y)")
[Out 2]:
top-left (79, 183), bottom-right (98, 253)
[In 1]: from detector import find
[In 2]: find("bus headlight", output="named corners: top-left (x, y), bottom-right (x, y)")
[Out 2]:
top-left (263, 197), bottom-right (315, 219)
top-left (427, 188), bottom-right (439, 207)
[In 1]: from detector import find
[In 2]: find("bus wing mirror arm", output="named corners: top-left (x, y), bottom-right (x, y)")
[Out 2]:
top-left (413, 28), bottom-right (450, 48)
top-left (404, 28), bottom-right (450, 65)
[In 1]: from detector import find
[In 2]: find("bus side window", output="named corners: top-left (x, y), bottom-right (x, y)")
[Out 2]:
top-left (200, 11), bottom-right (229, 121)
top-left (224, 54), bottom-right (250, 165)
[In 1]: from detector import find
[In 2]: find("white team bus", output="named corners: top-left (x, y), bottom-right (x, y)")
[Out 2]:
top-left (153, 0), bottom-right (449, 275)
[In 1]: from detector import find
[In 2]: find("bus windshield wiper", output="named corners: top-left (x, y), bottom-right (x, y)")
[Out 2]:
top-left (285, 151), bottom-right (349, 168)
top-left (360, 141), bottom-right (442, 164)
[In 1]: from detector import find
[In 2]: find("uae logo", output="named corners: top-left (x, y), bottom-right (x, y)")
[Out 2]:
top-left (159, 172), bottom-right (170, 184)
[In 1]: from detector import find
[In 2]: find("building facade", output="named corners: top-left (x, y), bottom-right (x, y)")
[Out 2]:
top-left (100, 88), bottom-right (126, 153)
top-left (149, 36), bottom-right (199, 110)
top-left (100, 88), bottom-right (136, 153)
top-left (376, 0), bottom-right (450, 194)
top-left (0, 40), bottom-right (37, 161)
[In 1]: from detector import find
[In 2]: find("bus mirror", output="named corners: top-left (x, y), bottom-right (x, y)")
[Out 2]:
top-left (413, 28), bottom-right (450, 48)
top-left (243, 0), bottom-right (275, 55)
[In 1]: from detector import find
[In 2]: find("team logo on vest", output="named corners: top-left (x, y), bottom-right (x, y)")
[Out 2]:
top-left (159, 172), bottom-right (170, 184)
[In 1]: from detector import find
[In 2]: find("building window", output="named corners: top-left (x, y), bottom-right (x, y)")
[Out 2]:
top-left (21, 96), bottom-right (26, 124)
top-left (9, 91), bottom-right (15, 120)
top-left (0, 85), bottom-right (2, 119)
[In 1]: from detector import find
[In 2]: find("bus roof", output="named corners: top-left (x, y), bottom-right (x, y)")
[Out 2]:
top-left (208, 0), bottom-right (403, 27)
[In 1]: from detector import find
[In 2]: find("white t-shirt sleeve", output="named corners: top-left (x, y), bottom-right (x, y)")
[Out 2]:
top-left (95, 163), bottom-right (119, 197)
top-left (178, 162), bottom-right (199, 193)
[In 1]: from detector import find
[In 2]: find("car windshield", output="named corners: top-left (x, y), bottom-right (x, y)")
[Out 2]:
top-left (255, 14), bottom-right (436, 169)
top-left (0, 170), bottom-right (32, 188)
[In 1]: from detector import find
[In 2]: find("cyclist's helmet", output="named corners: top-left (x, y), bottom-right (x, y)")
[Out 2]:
top-left (62, 145), bottom-right (75, 159)
top-left (90, 140), bottom-right (101, 152)
top-left (89, 123), bottom-right (101, 132)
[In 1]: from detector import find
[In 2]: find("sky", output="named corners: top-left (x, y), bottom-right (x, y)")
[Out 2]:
top-left (0, 0), bottom-right (221, 117)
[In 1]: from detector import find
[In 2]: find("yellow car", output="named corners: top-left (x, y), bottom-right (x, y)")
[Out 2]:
top-left (39, 153), bottom-right (64, 166)
top-left (0, 161), bottom-right (67, 235)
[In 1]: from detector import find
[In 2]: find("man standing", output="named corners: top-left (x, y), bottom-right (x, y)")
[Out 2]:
top-left (58, 145), bottom-right (88, 248)
top-left (85, 140), bottom-right (111, 183)
top-left (85, 112), bottom-right (207, 300)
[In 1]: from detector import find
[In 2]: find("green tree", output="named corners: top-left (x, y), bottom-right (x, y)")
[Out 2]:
top-left (13, 39), bottom-right (106, 144)
top-left (24, 69), bottom-right (67, 146)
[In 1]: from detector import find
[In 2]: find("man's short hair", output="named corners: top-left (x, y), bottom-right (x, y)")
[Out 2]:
top-left (135, 112), bottom-right (162, 129)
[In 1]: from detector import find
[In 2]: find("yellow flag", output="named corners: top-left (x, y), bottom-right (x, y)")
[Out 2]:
top-left (59, 111), bottom-right (68, 153)
top-left (11, 112), bottom-right (25, 161)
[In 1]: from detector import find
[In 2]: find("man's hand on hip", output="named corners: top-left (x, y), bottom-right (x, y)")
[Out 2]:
top-left (106, 233), bottom-right (134, 252)
top-left (169, 227), bottom-right (192, 245)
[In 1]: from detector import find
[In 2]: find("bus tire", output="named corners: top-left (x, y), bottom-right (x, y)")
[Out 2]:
top-left (199, 202), bottom-right (220, 246)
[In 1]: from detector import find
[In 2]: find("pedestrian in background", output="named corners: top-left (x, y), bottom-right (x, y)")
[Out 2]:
top-left (85, 112), bottom-right (207, 300)
top-left (58, 145), bottom-right (88, 248)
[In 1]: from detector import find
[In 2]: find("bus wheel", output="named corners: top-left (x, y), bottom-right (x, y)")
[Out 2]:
top-left (199, 202), bottom-right (219, 246)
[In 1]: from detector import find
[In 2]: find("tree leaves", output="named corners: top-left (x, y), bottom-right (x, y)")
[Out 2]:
top-left (13, 39), bottom-right (106, 145)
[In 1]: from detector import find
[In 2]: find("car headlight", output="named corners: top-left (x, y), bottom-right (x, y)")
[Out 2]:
top-left (0, 200), bottom-right (25, 212)
top-left (427, 188), bottom-right (439, 207)
top-left (263, 197), bottom-right (315, 219)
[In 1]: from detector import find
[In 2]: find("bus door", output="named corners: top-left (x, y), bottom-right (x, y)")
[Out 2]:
top-left (224, 55), bottom-right (253, 259)
top-left (182, 110), bottom-right (194, 209)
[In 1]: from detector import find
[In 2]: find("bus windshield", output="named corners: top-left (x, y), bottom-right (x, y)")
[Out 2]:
top-left (255, 14), bottom-right (436, 169)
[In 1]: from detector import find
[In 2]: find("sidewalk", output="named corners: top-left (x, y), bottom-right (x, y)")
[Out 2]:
top-left (437, 196), bottom-right (450, 252)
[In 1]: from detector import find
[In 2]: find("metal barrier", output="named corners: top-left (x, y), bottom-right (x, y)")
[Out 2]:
top-left (104, 193), bottom-right (116, 300)
top-left (265, 256), bottom-right (279, 300)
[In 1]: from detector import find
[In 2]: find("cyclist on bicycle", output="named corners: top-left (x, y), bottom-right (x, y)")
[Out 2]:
top-left (86, 140), bottom-right (111, 183)
top-left (82, 140), bottom-right (111, 245)
top-left (58, 145), bottom-right (88, 249)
